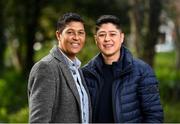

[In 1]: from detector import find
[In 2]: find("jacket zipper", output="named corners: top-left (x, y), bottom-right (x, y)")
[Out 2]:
top-left (112, 66), bottom-right (132, 122)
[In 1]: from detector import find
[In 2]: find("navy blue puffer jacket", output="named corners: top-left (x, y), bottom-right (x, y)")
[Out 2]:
top-left (82, 46), bottom-right (163, 123)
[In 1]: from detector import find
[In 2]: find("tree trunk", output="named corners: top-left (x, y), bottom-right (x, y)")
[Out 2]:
top-left (141, 0), bottom-right (162, 67)
top-left (24, 0), bottom-right (43, 74)
top-left (172, 0), bottom-right (180, 70)
top-left (174, 17), bottom-right (180, 69)
top-left (0, 0), bottom-right (6, 74)
top-left (129, 0), bottom-right (162, 67)
top-left (128, 0), bottom-right (142, 56)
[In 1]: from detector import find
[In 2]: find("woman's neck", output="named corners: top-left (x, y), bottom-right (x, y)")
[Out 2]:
top-left (102, 52), bottom-right (120, 65)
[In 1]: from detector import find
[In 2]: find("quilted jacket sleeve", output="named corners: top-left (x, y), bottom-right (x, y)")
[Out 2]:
top-left (138, 63), bottom-right (164, 123)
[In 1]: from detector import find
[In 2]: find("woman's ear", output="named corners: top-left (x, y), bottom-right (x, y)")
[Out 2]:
top-left (120, 32), bottom-right (124, 43)
top-left (94, 35), bottom-right (98, 45)
top-left (56, 30), bottom-right (61, 41)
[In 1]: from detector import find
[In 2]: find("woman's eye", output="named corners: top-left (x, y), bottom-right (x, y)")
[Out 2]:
top-left (67, 31), bottom-right (73, 34)
top-left (98, 34), bottom-right (106, 37)
top-left (110, 33), bottom-right (116, 36)
top-left (79, 31), bottom-right (85, 35)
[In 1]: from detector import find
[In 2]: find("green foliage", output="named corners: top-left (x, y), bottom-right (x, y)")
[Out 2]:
top-left (155, 51), bottom-right (180, 101)
top-left (163, 102), bottom-right (180, 122)
top-left (9, 107), bottom-right (28, 123)
top-left (0, 69), bottom-right (27, 114)
top-left (34, 42), bottom-right (54, 62)
top-left (155, 51), bottom-right (180, 122)
top-left (0, 69), bottom-right (27, 122)
top-left (0, 108), bottom-right (8, 122)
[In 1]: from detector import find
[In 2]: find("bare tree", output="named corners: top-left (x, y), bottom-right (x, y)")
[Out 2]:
top-left (128, 0), bottom-right (162, 67)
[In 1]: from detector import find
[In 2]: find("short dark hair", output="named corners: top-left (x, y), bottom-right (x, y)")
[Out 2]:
top-left (95, 15), bottom-right (122, 32)
top-left (57, 12), bottom-right (84, 32)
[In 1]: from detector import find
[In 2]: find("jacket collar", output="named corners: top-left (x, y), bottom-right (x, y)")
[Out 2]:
top-left (50, 45), bottom-right (66, 62)
top-left (50, 45), bottom-right (81, 68)
top-left (87, 45), bottom-right (133, 76)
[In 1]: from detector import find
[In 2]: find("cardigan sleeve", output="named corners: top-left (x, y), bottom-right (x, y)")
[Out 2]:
top-left (28, 61), bottom-right (56, 123)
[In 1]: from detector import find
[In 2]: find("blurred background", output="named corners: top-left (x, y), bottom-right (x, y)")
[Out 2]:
top-left (0, 0), bottom-right (180, 122)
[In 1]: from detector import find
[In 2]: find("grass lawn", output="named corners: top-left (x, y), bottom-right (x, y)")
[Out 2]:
top-left (155, 51), bottom-right (180, 122)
